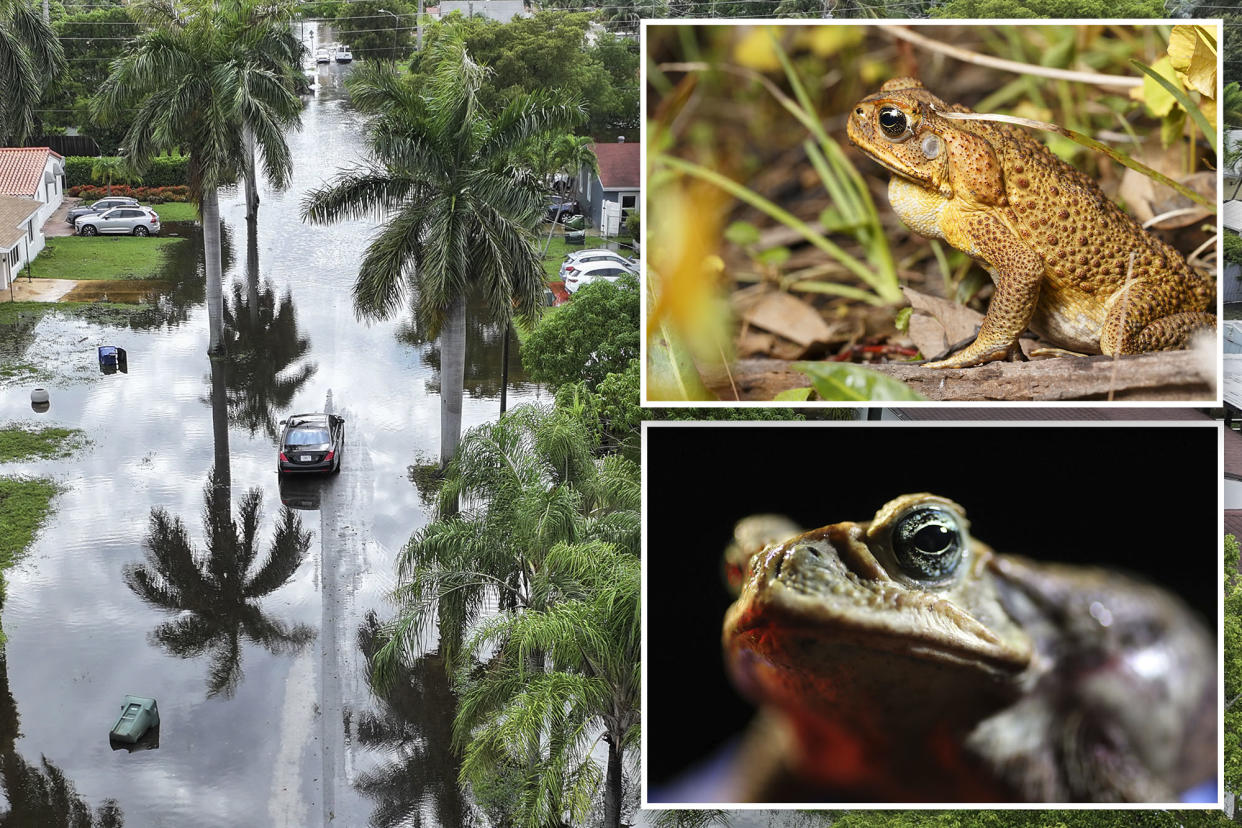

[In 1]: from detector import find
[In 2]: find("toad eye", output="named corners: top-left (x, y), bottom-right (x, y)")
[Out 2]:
top-left (892, 506), bottom-right (963, 580)
top-left (878, 106), bottom-right (910, 140)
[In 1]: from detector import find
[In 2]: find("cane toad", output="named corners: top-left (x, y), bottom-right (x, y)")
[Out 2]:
top-left (722, 494), bottom-right (1216, 802)
top-left (846, 79), bottom-right (1216, 368)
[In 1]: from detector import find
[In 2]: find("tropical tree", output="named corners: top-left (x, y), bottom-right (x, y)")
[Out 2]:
top-left (92, 0), bottom-right (302, 353)
top-left (302, 34), bottom-right (584, 467)
top-left (454, 539), bottom-right (639, 828)
top-left (125, 466), bottom-right (315, 697)
top-left (90, 156), bottom-right (139, 197)
top-left (372, 403), bottom-right (639, 827)
top-left (0, 0), bottom-right (65, 145)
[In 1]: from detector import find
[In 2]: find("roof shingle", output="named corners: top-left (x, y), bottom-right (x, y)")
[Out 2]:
top-left (0, 147), bottom-right (63, 198)
top-left (592, 142), bottom-right (639, 190)
top-left (0, 195), bottom-right (40, 249)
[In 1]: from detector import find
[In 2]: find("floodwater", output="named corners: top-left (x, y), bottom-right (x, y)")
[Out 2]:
top-left (0, 59), bottom-right (544, 826)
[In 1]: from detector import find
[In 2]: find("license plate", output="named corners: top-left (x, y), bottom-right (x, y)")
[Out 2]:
top-left (300, 455), bottom-right (311, 462)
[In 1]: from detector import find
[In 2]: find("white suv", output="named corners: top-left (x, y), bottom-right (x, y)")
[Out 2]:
top-left (76, 206), bottom-right (162, 237)
top-left (559, 248), bottom-right (636, 282)
top-left (563, 259), bottom-right (638, 294)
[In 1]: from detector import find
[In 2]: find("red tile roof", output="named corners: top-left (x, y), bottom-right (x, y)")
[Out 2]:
top-left (592, 142), bottom-right (639, 190)
top-left (0, 147), bottom-right (63, 198)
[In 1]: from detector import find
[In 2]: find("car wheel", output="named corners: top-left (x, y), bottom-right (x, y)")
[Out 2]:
top-left (133, 226), bottom-right (149, 237)
top-left (80, 225), bottom-right (97, 236)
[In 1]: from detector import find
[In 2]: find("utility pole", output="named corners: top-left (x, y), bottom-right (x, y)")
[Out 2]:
top-left (42, 0), bottom-right (48, 23)
top-left (417, 0), bottom-right (424, 51)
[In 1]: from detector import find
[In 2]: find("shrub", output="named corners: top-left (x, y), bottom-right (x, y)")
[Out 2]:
top-left (67, 184), bottom-right (192, 203)
top-left (64, 154), bottom-right (190, 188)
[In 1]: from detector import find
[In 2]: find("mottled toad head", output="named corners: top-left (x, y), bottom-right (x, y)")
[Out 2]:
top-left (847, 79), bottom-right (954, 192)
top-left (723, 494), bottom-right (1033, 757)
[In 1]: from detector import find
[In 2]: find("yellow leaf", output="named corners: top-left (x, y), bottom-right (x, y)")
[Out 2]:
top-left (1200, 94), bottom-right (1217, 131)
top-left (1132, 56), bottom-right (1182, 119)
top-left (1168, 24), bottom-right (1217, 100)
top-left (733, 27), bottom-right (782, 72)
top-left (647, 178), bottom-right (733, 364)
top-left (797, 26), bottom-right (864, 57)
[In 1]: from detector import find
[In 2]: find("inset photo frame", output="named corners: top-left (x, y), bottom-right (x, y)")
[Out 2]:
top-left (641, 21), bottom-right (1224, 406)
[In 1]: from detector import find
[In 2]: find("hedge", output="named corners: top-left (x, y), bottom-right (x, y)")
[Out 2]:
top-left (67, 184), bottom-right (191, 203)
top-left (64, 154), bottom-right (190, 188)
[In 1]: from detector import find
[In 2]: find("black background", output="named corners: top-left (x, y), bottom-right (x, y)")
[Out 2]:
top-left (644, 422), bottom-right (1220, 793)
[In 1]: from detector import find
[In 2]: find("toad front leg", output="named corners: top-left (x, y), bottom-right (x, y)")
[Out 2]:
top-left (924, 213), bottom-right (1044, 369)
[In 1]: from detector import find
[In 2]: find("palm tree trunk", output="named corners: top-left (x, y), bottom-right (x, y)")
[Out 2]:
top-left (439, 293), bottom-right (466, 469)
top-left (243, 125), bottom-right (259, 221)
top-left (202, 188), bottom-right (225, 353)
top-left (603, 730), bottom-right (622, 828)
top-left (246, 217), bottom-right (260, 331)
top-left (210, 354), bottom-right (232, 497)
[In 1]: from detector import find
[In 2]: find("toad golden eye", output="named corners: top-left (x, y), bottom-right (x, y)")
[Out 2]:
top-left (878, 106), bottom-right (909, 139)
top-left (892, 506), bottom-right (962, 579)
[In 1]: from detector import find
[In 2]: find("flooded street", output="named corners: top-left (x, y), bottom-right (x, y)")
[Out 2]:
top-left (0, 61), bottom-right (543, 826)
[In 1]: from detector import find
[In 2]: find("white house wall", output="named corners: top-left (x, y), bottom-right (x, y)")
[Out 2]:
top-left (33, 155), bottom-right (64, 228)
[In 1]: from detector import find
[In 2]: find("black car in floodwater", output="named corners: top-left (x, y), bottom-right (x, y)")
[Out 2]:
top-left (277, 413), bottom-right (344, 474)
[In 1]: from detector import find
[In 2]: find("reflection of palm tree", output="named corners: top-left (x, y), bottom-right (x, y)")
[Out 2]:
top-left (125, 466), bottom-right (316, 698)
top-left (217, 219), bottom-right (315, 439)
top-left (354, 613), bottom-right (467, 828)
top-left (0, 651), bottom-right (124, 825)
top-left (397, 301), bottom-right (531, 399)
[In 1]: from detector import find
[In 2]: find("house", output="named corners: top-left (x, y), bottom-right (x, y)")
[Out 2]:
top-left (0, 195), bottom-right (43, 294)
top-left (578, 141), bottom-right (639, 237)
top-left (0, 147), bottom-right (66, 244)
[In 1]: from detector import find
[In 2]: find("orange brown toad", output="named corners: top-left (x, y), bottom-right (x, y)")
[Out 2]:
top-left (846, 79), bottom-right (1215, 369)
top-left (722, 494), bottom-right (1216, 802)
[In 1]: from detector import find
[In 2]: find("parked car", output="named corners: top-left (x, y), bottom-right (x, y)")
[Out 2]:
top-left (277, 413), bottom-right (344, 474)
top-left (563, 259), bottom-right (638, 294)
top-left (315, 48), bottom-right (331, 63)
top-left (546, 197), bottom-right (580, 222)
top-left (76, 206), bottom-right (161, 236)
top-left (559, 248), bottom-right (637, 282)
top-left (65, 196), bottom-right (140, 224)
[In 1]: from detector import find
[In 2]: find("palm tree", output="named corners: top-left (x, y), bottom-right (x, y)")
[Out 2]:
top-left (370, 405), bottom-right (639, 826)
top-left (454, 539), bottom-right (639, 828)
top-left (92, 0), bottom-right (302, 353)
top-left (124, 466), bottom-right (315, 697)
top-left (90, 156), bottom-right (140, 198)
top-left (0, 0), bottom-right (64, 145)
top-left (302, 35), bottom-right (585, 468)
top-left (1225, 81), bottom-right (1242, 200)
top-left (355, 613), bottom-right (469, 828)
top-left (372, 405), bottom-right (608, 676)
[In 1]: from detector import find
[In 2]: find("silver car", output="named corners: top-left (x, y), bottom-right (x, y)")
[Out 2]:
top-left (65, 196), bottom-right (141, 224)
top-left (76, 206), bottom-right (162, 237)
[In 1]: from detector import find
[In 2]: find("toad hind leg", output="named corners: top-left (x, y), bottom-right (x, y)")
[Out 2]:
top-left (1100, 280), bottom-right (1215, 355)
top-left (924, 213), bottom-right (1044, 369)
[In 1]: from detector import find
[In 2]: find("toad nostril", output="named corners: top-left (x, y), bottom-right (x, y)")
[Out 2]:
top-left (855, 108), bottom-right (864, 116)
top-left (806, 545), bottom-right (821, 558)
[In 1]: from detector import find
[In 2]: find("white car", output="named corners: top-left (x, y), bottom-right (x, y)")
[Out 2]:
top-left (76, 206), bottom-right (162, 236)
top-left (559, 248), bottom-right (637, 282)
top-left (563, 259), bottom-right (638, 294)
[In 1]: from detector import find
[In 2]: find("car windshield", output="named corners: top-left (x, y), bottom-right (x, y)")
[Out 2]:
top-left (286, 427), bottom-right (330, 446)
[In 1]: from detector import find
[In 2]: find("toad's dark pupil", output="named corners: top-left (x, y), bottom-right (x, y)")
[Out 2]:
top-left (913, 524), bottom-right (952, 555)
top-left (879, 108), bottom-right (907, 137)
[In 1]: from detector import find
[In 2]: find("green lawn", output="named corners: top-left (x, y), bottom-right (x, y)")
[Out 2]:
top-left (0, 424), bottom-right (87, 462)
top-left (38, 236), bottom-right (186, 281)
top-left (147, 201), bottom-right (197, 222)
top-left (0, 477), bottom-right (59, 614)
top-left (540, 234), bottom-right (635, 280)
